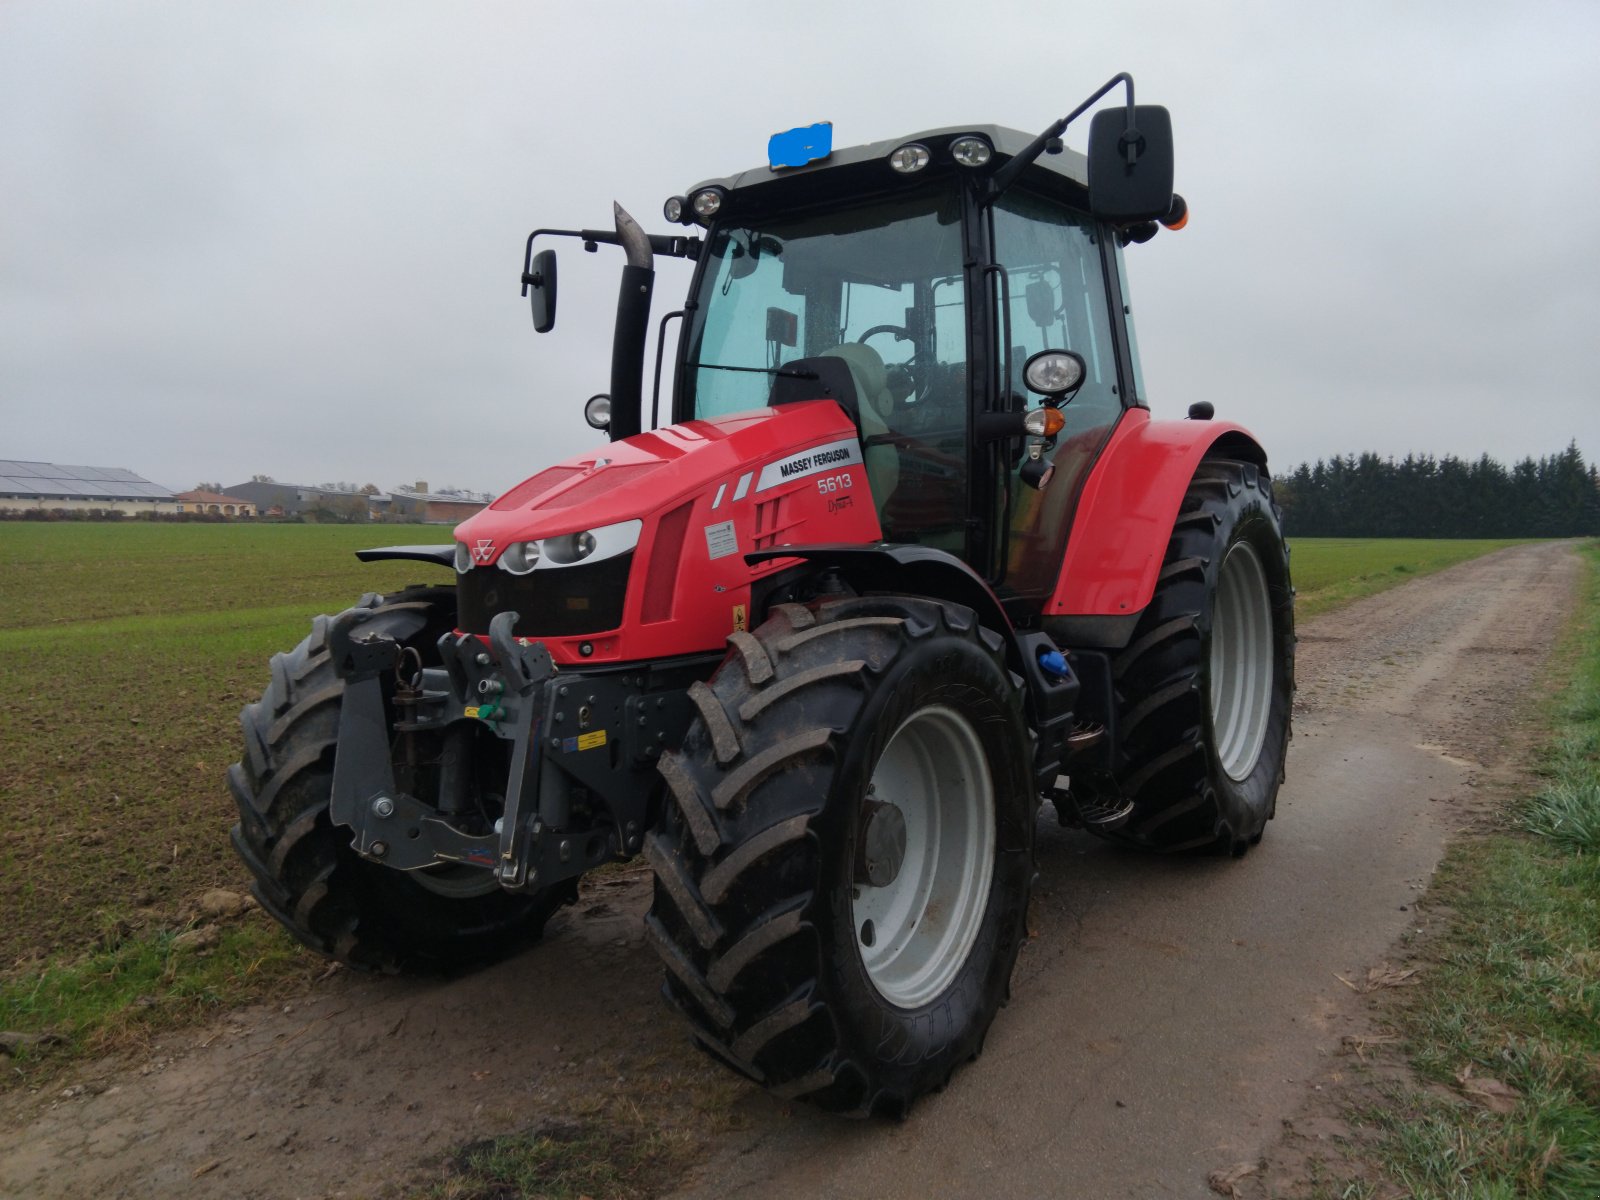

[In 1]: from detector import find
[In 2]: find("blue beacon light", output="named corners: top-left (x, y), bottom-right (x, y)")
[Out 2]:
top-left (768, 122), bottom-right (833, 170)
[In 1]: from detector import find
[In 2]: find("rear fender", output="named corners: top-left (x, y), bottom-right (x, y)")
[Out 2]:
top-left (1047, 409), bottom-right (1268, 635)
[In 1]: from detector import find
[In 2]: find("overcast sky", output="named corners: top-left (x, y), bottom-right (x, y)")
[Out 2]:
top-left (3, 1), bottom-right (1597, 496)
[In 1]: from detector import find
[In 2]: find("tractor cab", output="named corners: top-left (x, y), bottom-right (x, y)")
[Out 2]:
top-left (520, 80), bottom-right (1185, 616)
top-left (672, 129), bottom-right (1144, 601)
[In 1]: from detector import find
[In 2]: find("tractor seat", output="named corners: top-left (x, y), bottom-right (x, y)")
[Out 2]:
top-left (818, 343), bottom-right (899, 519)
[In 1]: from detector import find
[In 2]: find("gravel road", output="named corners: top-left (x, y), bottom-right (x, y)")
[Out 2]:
top-left (0, 540), bottom-right (1581, 1199)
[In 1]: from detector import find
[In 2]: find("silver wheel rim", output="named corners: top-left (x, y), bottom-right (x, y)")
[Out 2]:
top-left (409, 864), bottom-right (501, 899)
top-left (1211, 540), bottom-right (1274, 782)
top-left (853, 705), bottom-right (995, 1009)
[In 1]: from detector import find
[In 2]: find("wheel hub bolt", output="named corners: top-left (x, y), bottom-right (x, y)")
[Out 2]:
top-left (857, 798), bottom-right (908, 888)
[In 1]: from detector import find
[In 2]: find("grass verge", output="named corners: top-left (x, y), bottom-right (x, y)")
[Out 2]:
top-left (1, 917), bottom-right (318, 1073)
top-left (1332, 541), bottom-right (1600, 1197)
top-left (1289, 538), bottom-right (1532, 618)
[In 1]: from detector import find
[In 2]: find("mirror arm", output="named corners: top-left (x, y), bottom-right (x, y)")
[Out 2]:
top-left (983, 72), bottom-right (1136, 206)
top-left (522, 228), bottom-right (700, 296)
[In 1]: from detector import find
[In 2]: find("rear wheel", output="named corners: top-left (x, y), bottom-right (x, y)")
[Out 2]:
top-left (1085, 459), bottom-right (1294, 854)
top-left (228, 586), bottom-right (572, 973)
top-left (645, 596), bottom-right (1033, 1116)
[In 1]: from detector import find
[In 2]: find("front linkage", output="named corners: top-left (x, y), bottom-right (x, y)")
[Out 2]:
top-left (325, 608), bottom-right (697, 893)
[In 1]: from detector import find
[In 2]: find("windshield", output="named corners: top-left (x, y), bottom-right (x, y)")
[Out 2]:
top-left (682, 187), bottom-right (966, 418)
top-left (681, 187), bottom-right (972, 547)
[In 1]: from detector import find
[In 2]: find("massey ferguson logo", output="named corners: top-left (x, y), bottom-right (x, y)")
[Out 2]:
top-left (471, 538), bottom-right (496, 563)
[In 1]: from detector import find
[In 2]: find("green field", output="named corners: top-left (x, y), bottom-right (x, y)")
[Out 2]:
top-left (0, 525), bottom-right (455, 970)
top-left (0, 526), bottom-right (1537, 1070)
top-left (1288, 537), bottom-right (1531, 618)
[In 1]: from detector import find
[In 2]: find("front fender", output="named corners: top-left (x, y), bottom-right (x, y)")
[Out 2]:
top-left (746, 542), bottom-right (1012, 638)
top-left (1047, 408), bottom-right (1269, 622)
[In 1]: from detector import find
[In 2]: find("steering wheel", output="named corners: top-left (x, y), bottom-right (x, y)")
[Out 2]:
top-left (857, 324), bottom-right (911, 347)
top-left (856, 325), bottom-right (924, 403)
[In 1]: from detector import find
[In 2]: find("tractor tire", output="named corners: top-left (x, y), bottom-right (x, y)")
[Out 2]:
top-left (228, 586), bottom-right (572, 974)
top-left (1086, 458), bottom-right (1294, 855)
top-left (644, 595), bottom-right (1034, 1117)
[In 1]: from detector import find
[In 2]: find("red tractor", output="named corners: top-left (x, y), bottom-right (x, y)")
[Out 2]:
top-left (230, 75), bottom-right (1293, 1117)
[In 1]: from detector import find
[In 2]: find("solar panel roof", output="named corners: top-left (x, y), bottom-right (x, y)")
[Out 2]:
top-left (0, 461), bottom-right (175, 500)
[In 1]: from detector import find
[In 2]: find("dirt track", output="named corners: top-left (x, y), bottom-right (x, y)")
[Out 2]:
top-left (0, 541), bottom-right (1582, 1199)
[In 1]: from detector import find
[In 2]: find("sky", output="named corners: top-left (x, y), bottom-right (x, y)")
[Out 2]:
top-left (3, 0), bottom-right (1597, 497)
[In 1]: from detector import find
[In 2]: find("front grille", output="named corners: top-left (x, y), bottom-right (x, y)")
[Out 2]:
top-left (456, 554), bottom-right (632, 637)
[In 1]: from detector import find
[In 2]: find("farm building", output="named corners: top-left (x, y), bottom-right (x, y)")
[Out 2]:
top-left (387, 482), bottom-right (489, 524)
top-left (225, 480), bottom-right (374, 521)
top-left (0, 460), bottom-right (177, 514)
top-left (172, 489), bottom-right (257, 517)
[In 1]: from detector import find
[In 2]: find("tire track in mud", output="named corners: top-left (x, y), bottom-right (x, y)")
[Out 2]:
top-left (0, 542), bottom-right (1581, 1200)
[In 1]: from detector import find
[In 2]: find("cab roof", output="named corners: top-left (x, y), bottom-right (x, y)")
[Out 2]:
top-left (684, 125), bottom-right (1090, 218)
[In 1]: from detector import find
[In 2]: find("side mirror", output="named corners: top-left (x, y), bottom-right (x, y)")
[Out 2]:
top-left (528, 248), bottom-right (557, 333)
top-left (1087, 105), bottom-right (1174, 223)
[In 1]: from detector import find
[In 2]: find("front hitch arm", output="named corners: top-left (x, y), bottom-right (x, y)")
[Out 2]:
top-left (326, 608), bottom-right (557, 883)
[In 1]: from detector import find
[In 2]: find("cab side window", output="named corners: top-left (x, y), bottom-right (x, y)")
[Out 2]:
top-left (992, 191), bottom-right (1125, 598)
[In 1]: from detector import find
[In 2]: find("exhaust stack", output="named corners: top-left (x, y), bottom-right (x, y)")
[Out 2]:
top-left (608, 202), bottom-right (654, 441)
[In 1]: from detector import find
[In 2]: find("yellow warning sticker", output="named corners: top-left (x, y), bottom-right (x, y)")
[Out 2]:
top-left (577, 729), bottom-right (607, 751)
top-left (733, 603), bottom-right (748, 633)
top-left (464, 705), bottom-right (481, 719)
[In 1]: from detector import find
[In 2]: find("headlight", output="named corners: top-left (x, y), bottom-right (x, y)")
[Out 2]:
top-left (544, 530), bottom-right (597, 565)
top-left (949, 136), bottom-right (992, 167)
top-left (494, 520), bottom-right (642, 573)
top-left (691, 188), bottom-right (724, 218)
top-left (454, 541), bottom-right (473, 574)
top-left (584, 394), bottom-right (612, 430)
top-left (1023, 350), bottom-right (1086, 396)
top-left (663, 196), bottom-right (686, 223)
top-left (499, 540), bottom-right (542, 575)
top-left (888, 143), bottom-right (930, 174)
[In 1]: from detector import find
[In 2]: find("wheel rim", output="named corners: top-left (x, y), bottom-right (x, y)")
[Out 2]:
top-left (409, 864), bottom-right (501, 899)
top-left (1210, 540), bottom-right (1275, 782)
top-left (852, 705), bottom-right (995, 1009)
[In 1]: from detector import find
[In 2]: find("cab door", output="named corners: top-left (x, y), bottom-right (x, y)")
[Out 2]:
top-left (984, 189), bottom-right (1127, 603)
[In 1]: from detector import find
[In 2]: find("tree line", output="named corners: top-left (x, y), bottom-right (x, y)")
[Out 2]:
top-left (1276, 442), bottom-right (1600, 538)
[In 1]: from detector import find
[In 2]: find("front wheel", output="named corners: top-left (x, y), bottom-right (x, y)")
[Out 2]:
top-left (645, 596), bottom-right (1034, 1117)
top-left (1083, 458), bottom-right (1295, 855)
top-left (227, 587), bottom-right (572, 973)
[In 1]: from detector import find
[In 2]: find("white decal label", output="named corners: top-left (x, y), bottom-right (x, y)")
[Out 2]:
top-left (756, 438), bottom-right (863, 492)
top-left (704, 520), bottom-right (739, 560)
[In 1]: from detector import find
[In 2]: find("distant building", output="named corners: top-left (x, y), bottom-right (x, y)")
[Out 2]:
top-left (387, 480), bottom-right (490, 524)
top-left (225, 481), bottom-right (372, 522)
top-left (0, 460), bottom-right (178, 514)
top-left (173, 489), bottom-right (256, 517)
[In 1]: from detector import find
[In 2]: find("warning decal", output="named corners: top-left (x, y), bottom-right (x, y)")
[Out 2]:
top-left (705, 520), bottom-right (739, 560)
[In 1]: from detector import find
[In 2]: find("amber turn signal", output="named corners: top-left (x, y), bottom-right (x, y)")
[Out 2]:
top-left (1024, 407), bottom-right (1067, 437)
top-left (1160, 193), bottom-right (1188, 231)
